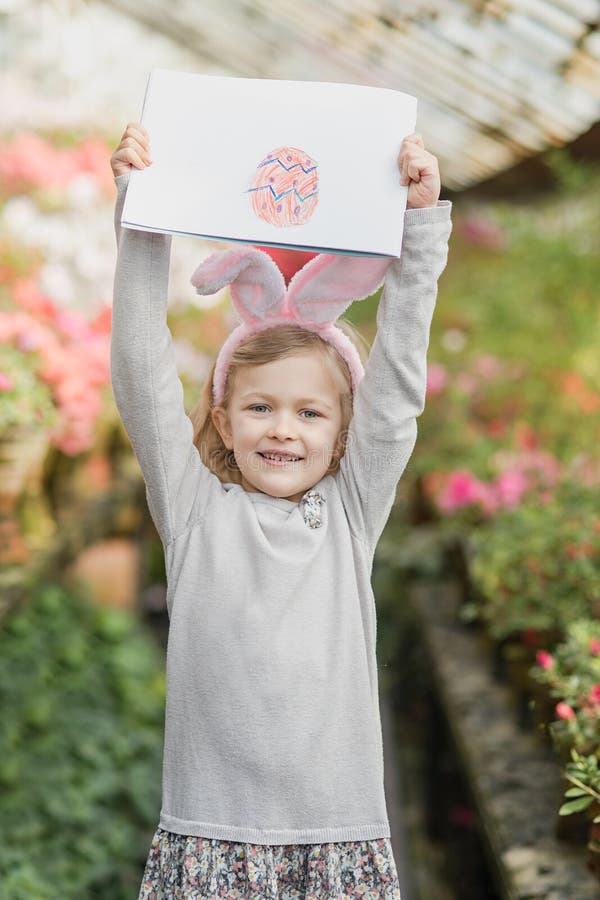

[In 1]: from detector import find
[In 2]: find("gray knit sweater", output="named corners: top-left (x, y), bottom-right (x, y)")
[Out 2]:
top-left (111, 171), bottom-right (451, 844)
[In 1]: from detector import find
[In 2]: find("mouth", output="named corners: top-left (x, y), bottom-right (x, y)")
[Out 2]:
top-left (258, 451), bottom-right (304, 466)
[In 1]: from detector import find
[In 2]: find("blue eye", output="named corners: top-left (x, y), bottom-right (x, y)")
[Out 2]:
top-left (250, 404), bottom-right (269, 413)
top-left (302, 410), bottom-right (320, 419)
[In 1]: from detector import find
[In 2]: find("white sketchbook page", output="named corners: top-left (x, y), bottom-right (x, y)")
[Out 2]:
top-left (122, 70), bottom-right (417, 258)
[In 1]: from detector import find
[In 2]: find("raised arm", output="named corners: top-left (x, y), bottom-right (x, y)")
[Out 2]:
top-left (338, 136), bottom-right (452, 553)
top-left (110, 126), bottom-right (219, 546)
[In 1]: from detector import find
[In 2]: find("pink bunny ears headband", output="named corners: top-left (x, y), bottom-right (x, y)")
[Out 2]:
top-left (190, 247), bottom-right (394, 406)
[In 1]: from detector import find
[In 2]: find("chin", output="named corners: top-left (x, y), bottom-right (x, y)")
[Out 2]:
top-left (265, 480), bottom-right (308, 501)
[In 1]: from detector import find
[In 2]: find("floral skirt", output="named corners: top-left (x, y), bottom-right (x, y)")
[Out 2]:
top-left (138, 826), bottom-right (402, 899)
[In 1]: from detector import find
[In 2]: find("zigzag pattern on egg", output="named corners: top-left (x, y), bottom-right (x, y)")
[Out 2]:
top-left (247, 146), bottom-right (319, 227)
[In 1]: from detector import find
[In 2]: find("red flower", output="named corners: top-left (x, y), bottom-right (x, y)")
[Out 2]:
top-left (555, 702), bottom-right (575, 720)
top-left (536, 650), bottom-right (555, 670)
top-left (560, 371), bottom-right (600, 414)
top-left (514, 421), bottom-right (538, 451)
top-left (522, 628), bottom-right (539, 648)
top-left (437, 470), bottom-right (497, 514)
top-left (486, 418), bottom-right (508, 439)
top-left (588, 684), bottom-right (600, 706)
top-left (590, 638), bottom-right (600, 656)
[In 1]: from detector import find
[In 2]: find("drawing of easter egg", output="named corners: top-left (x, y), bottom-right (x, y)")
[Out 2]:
top-left (248, 147), bottom-right (319, 227)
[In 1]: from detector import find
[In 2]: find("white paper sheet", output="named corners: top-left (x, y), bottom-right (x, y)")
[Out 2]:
top-left (121, 70), bottom-right (418, 258)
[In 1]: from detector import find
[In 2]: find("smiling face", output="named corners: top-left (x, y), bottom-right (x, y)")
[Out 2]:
top-left (211, 351), bottom-right (346, 502)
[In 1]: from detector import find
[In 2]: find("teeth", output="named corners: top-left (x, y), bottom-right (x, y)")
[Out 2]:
top-left (262, 453), bottom-right (300, 462)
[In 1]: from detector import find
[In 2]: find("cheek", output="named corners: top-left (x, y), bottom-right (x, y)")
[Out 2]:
top-left (319, 422), bottom-right (343, 452)
top-left (233, 417), bottom-right (261, 446)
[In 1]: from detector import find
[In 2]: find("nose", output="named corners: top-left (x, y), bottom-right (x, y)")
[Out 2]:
top-left (267, 410), bottom-right (298, 441)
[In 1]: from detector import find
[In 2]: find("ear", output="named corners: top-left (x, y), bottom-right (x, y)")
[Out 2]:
top-left (211, 406), bottom-right (233, 450)
top-left (191, 248), bottom-right (286, 322)
top-left (286, 254), bottom-right (393, 324)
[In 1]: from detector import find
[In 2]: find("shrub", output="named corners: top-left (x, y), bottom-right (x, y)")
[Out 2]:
top-left (0, 583), bottom-right (165, 899)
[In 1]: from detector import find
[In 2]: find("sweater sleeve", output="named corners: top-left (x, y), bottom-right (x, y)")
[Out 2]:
top-left (337, 200), bottom-right (452, 554)
top-left (110, 171), bottom-right (222, 546)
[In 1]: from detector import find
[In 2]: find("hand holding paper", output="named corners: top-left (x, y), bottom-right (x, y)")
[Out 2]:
top-left (398, 133), bottom-right (441, 209)
top-left (110, 123), bottom-right (152, 176)
top-left (111, 124), bottom-right (441, 213)
top-left (119, 71), bottom-right (423, 257)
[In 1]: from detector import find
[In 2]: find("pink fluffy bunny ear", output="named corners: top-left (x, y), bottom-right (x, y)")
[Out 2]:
top-left (286, 254), bottom-right (393, 324)
top-left (190, 248), bottom-right (286, 322)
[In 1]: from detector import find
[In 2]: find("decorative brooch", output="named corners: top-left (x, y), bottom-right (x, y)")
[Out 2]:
top-left (300, 490), bottom-right (326, 529)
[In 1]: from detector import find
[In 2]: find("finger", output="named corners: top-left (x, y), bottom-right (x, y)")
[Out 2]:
top-left (406, 158), bottom-right (422, 183)
top-left (397, 138), bottom-right (424, 174)
top-left (123, 122), bottom-right (149, 140)
top-left (126, 129), bottom-right (150, 151)
top-left (399, 152), bottom-right (414, 186)
top-left (114, 147), bottom-right (147, 170)
top-left (407, 168), bottom-right (422, 184)
top-left (403, 132), bottom-right (424, 148)
top-left (406, 147), bottom-right (437, 175)
top-left (121, 135), bottom-right (152, 162)
top-left (401, 156), bottom-right (411, 186)
top-left (122, 126), bottom-right (151, 155)
top-left (399, 148), bottom-right (425, 185)
top-left (122, 132), bottom-right (150, 153)
top-left (397, 146), bottom-right (410, 182)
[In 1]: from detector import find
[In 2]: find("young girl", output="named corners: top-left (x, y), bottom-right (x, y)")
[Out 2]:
top-left (110, 121), bottom-right (451, 899)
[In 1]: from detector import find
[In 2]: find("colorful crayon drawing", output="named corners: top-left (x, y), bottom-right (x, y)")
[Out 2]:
top-left (247, 147), bottom-right (319, 227)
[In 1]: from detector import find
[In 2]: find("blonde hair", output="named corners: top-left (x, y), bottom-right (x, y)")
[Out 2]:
top-left (189, 320), bottom-right (369, 486)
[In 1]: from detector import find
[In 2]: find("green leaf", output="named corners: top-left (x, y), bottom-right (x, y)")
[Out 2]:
top-left (564, 787), bottom-right (588, 797)
top-left (559, 796), bottom-right (594, 815)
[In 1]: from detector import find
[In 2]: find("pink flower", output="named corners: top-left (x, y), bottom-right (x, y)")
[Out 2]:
top-left (459, 214), bottom-right (507, 251)
top-left (426, 363), bottom-right (448, 396)
top-left (588, 684), bottom-right (600, 706)
top-left (494, 468), bottom-right (530, 509)
top-left (0, 132), bottom-right (112, 192)
top-left (55, 309), bottom-right (92, 341)
top-left (590, 638), bottom-right (600, 656)
top-left (472, 354), bottom-right (503, 379)
top-left (454, 372), bottom-right (477, 396)
top-left (13, 279), bottom-right (56, 320)
top-left (75, 138), bottom-right (113, 193)
top-left (535, 650), bottom-right (555, 670)
top-left (0, 372), bottom-right (14, 391)
top-left (555, 702), bottom-right (575, 720)
top-left (16, 331), bottom-right (42, 352)
top-left (437, 470), bottom-right (498, 515)
top-left (519, 450), bottom-right (561, 485)
top-left (91, 305), bottom-right (112, 335)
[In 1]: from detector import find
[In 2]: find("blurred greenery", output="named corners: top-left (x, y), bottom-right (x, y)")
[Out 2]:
top-left (532, 619), bottom-right (600, 757)
top-left (407, 154), bottom-right (600, 484)
top-left (0, 583), bottom-right (165, 899)
top-left (464, 481), bottom-right (600, 641)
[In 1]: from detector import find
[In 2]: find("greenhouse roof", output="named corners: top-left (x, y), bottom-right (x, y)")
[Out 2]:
top-left (105, 0), bottom-right (600, 189)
